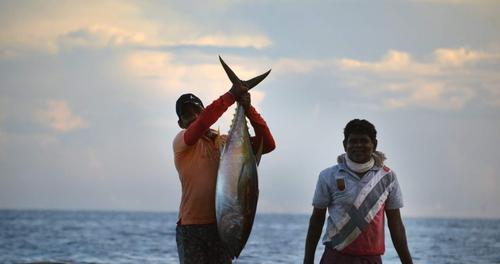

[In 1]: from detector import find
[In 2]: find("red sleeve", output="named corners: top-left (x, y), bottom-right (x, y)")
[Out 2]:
top-left (184, 92), bottom-right (236, 145)
top-left (246, 106), bottom-right (276, 154)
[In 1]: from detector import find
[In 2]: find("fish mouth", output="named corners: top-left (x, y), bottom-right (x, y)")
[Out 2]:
top-left (218, 211), bottom-right (244, 256)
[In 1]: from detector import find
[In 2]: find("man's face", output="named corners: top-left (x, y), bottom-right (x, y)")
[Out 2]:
top-left (344, 133), bottom-right (376, 163)
top-left (178, 103), bottom-right (204, 128)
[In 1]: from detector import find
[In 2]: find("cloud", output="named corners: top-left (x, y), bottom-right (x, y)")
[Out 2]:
top-left (434, 48), bottom-right (488, 66)
top-left (0, 1), bottom-right (272, 57)
top-left (338, 50), bottom-right (439, 76)
top-left (123, 47), bottom-right (499, 112)
top-left (124, 51), bottom-right (228, 98)
top-left (217, 48), bottom-right (499, 111)
top-left (57, 25), bottom-right (147, 49)
top-left (124, 51), bottom-right (267, 98)
top-left (272, 58), bottom-right (328, 75)
top-left (124, 47), bottom-right (499, 111)
top-left (179, 33), bottom-right (272, 49)
top-left (57, 27), bottom-right (271, 51)
top-left (382, 82), bottom-right (476, 110)
top-left (336, 48), bottom-right (500, 110)
top-left (0, 0), bottom-right (148, 55)
top-left (340, 50), bottom-right (411, 70)
top-left (36, 100), bottom-right (87, 132)
top-left (123, 51), bottom-right (268, 129)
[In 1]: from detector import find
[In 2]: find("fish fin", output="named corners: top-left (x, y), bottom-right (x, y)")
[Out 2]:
top-left (219, 56), bottom-right (241, 85)
top-left (219, 55), bottom-right (271, 91)
top-left (243, 69), bottom-right (271, 89)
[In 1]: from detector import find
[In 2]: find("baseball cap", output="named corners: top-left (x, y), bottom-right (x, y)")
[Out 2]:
top-left (176, 93), bottom-right (204, 118)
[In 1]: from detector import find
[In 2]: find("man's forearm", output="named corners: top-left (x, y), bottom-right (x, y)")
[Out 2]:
top-left (304, 212), bottom-right (325, 264)
top-left (184, 92), bottom-right (235, 145)
top-left (246, 106), bottom-right (275, 153)
top-left (392, 226), bottom-right (412, 263)
top-left (389, 219), bottom-right (413, 264)
top-left (304, 227), bottom-right (321, 264)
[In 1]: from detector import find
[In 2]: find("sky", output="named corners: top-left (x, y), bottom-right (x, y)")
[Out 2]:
top-left (1, 0), bottom-right (500, 219)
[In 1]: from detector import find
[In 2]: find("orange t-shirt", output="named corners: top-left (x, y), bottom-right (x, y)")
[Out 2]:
top-left (173, 130), bottom-right (226, 225)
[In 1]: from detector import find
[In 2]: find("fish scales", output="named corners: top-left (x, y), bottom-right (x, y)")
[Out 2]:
top-left (215, 56), bottom-right (270, 259)
top-left (215, 103), bottom-right (259, 258)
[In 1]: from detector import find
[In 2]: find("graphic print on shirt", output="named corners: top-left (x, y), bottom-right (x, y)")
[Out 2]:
top-left (329, 168), bottom-right (395, 250)
top-left (336, 178), bottom-right (346, 191)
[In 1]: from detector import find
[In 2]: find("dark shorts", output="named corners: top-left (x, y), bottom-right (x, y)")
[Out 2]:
top-left (176, 223), bottom-right (232, 264)
top-left (320, 246), bottom-right (382, 264)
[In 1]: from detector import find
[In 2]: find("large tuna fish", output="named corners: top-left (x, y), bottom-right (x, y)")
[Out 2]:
top-left (215, 56), bottom-right (271, 258)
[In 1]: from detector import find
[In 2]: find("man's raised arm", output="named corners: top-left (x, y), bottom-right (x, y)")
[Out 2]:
top-left (184, 84), bottom-right (248, 145)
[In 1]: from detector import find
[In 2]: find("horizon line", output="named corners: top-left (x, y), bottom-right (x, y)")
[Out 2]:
top-left (1, 207), bottom-right (499, 221)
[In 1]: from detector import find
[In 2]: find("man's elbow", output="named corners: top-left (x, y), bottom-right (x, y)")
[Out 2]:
top-left (310, 208), bottom-right (326, 224)
top-left (263, 141), bottom-right (276, 154)
top-left (262, 136), bottom-right (276, 154)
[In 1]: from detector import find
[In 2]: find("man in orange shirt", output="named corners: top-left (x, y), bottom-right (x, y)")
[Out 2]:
top-left (173, 82), bottom-right (275, 264)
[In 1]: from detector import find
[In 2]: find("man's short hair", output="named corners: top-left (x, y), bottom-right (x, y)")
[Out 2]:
top-left (343, 119), bottom-right (377, 143)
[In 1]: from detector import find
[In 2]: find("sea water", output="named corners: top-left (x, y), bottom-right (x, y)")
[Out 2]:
top-left (1, 210), bottom-right (499, 264)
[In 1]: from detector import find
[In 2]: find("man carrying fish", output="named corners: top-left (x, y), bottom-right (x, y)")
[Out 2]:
top-left (173, 78), bottom-right (275, 262)
top-left (304, 119), bottom-right (413, 264)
